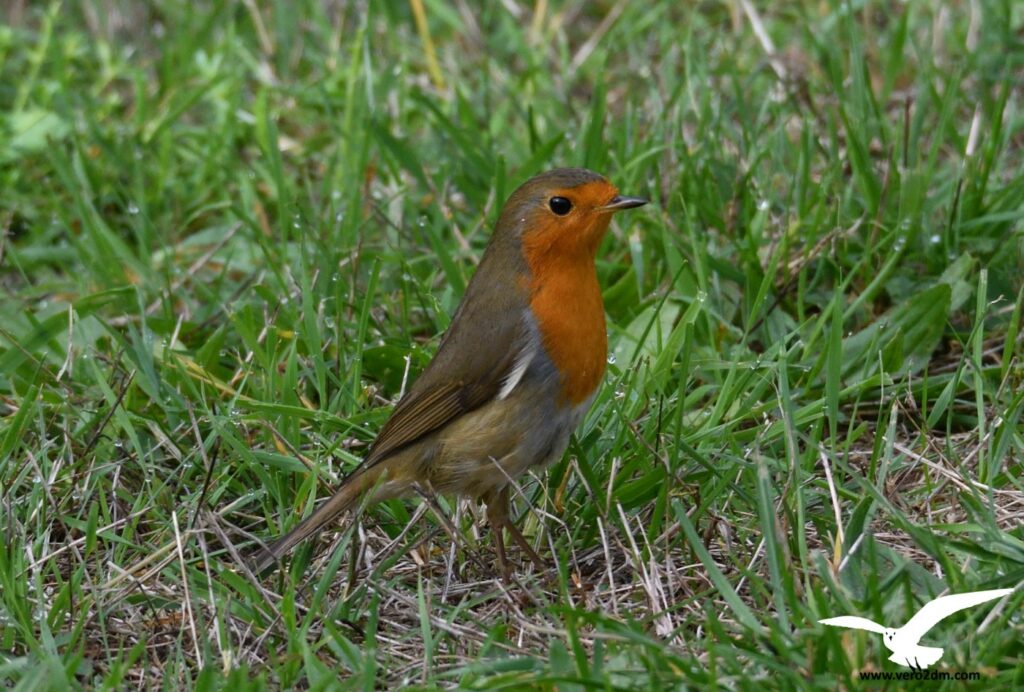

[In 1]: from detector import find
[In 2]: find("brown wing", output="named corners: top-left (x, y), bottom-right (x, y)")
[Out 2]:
top-left (362, 264), bottom-right (531, 466)
top-left (364, 378), bottom-right (497, 464)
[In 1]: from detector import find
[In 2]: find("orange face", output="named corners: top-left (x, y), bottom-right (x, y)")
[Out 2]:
top-left (516, 177), bottom-right (647, 404)
top-left (519, 179), bottom-right (630, 259)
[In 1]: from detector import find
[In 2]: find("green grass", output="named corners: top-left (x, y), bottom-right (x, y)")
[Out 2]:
top-left (2, 0), bottom-right (1023, 688)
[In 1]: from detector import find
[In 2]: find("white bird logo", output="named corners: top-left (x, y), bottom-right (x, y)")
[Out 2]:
top-left (819, 588), bottom-right (1013, 669)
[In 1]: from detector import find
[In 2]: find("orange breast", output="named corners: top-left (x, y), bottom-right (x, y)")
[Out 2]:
top-left (518, 181), bottom-right (617, 406)
top-left (523, 251), bottom-right (607, 405)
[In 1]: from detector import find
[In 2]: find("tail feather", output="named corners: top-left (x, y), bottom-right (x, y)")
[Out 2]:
top-left (250, 464), bottom-right (388, 574)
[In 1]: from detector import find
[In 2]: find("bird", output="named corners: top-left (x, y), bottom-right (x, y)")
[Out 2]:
top-left (251, 168), bottom-right (648, 578)
top-left (819, 588), bottom-right (1014, 669)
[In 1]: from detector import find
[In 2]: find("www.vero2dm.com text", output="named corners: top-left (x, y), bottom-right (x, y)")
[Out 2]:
top-left (859, 670), bottom-right (982, 682)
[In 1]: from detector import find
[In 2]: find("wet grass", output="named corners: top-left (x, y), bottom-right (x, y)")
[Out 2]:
top-left (1, 0), bottom-right (1023, 688)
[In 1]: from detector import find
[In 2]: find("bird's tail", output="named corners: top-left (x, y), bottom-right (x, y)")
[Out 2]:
top-left (249, 463), bottom-right (390, 575)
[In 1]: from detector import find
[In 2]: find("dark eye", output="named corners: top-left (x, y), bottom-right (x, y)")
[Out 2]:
top-left (549, 196), bottom-right (572, 215)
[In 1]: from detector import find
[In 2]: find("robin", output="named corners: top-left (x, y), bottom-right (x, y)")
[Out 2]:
top-left (252, 168), bottom-right (648, 578)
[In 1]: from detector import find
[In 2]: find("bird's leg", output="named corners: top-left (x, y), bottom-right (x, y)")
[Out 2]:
top-left (505, 520), bottom-right (545, 569)
top-left (485, 486), bottom-right (545, 572)
top-left (484, 490), bottom-right (511, 581)
top-left (412, 483), bottom-right (465, 566)
top-left (501, 486), bottom-right (545, 568)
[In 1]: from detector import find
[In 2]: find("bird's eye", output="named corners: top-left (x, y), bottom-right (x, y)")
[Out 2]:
top-left (549, 196), bottom-right (572, 216)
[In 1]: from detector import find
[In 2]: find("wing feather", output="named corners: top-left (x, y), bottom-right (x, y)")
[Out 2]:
top-left (365, 381), bottom-right (489, 464)
top-left (497, 341), bottom-right (536, 400)
top-left (361, 314), bottom-right (530, 466)
top-left (901, 589), bottom-right (1013, 643)
top-left (819, 616), bottom-right (888, 634)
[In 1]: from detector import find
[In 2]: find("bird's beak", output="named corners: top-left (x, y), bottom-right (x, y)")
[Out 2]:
top-left (597, 195), bottom-right (649, 213)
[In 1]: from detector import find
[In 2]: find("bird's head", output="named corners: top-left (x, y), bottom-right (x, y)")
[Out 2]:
top-left (884, 628), bottom-right (898, 643)
top-left (497, 168), bottom-right (648, 260)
